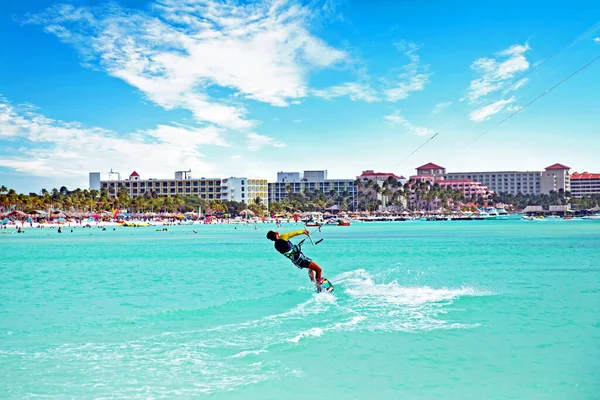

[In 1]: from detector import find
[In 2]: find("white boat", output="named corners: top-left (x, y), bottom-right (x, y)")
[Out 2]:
top-left (582, 213), bottom-right (600, 220)
top-left (477, 208), bottom-right (498, 220)
top-left (496, 207), bottom-right (510, 219)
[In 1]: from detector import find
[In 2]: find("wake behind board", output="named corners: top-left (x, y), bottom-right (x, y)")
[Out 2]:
top-left (316, 278), bottom-right (334, 293)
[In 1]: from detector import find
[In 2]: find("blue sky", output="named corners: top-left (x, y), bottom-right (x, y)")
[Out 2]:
top-left (1, 0), bottom-right (599, 193)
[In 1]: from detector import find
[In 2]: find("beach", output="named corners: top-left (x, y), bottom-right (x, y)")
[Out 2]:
top-left (1, 220), bottom-right (599, 399)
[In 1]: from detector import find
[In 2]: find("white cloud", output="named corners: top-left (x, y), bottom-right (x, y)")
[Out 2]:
top-left (25, 0), bottom-right (347, 129)
top-left (469, 97), bottom-right (516, 122)
top-left (0, 96), bottom-right (226, 179)
top-left (508, 77), bottom-right (529, 92)
top-left (432, 101), bottom-right (452, 114)
top-left (231, 154), bottom-right (242, 159)
top-left (312, 82), bottom-right (379, 102)
top-left (294, 119), bottom-right (302, 123)
top-left (467, 43), bottom-right (530, 103)
top-left (384, 42), bottom-right (430, 102)
top-left (246, 133), bottom-right (285, 151)
top-left (594, 37), bottom-right (600, 43)
top-left (384, 112), bottom-right (435, 136)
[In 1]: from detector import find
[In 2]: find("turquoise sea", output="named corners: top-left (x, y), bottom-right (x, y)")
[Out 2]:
top-left (1, 220), bottom-right (599, 399)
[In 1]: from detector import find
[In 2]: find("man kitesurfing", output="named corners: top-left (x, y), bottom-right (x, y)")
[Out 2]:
top-left (266, 228), bottom-right (326, 292)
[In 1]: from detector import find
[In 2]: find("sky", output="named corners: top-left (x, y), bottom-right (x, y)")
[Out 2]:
top-left (1, 0), bottom-right (599, 193)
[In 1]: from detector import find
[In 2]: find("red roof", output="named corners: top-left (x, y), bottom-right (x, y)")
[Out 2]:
top-left (571, 172), bottom-right (600, 179)
top-left (359, 171), bottom-right (402, 179)
top-left (129, 171), bottom-right (140, 177)
top-left (417, 162), bottom-right (445, 170)
top-left (545, 163), bottom-right (570, 170)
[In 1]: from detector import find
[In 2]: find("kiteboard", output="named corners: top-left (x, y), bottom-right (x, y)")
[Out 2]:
top-left (316, 278), bottom-right (334, 293)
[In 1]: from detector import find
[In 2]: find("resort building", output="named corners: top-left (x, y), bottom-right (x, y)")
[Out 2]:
top-left (415, 163), bottom-right (446, 178)
top-left (268, 170), bottom-right (358, 209)
top-left (435, 180), bottom-right (490, 199)
top-left (570, 171), bottom-right (600, 198)
top-left (540, 164), bottom-right (571, 195)
top-left (409, 163), bottom-right (492, 200)
top-left (92, 171), bottom-right (222, 200)
top-left (441, 162), bottom-right (571, 195)
top-left (358, 170), bottom-right (406, 184)
top-left (221, 177), bottom-right (269, 207)
top-left (90, 170), bottom-right (268, 205)
top-left (445, 169), bottom-right (541, 195)
top-left (357, 170), bottom-right (407, 208)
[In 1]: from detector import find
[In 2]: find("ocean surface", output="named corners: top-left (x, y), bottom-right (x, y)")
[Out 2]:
top-left (1, 220), bottom-right (599, 399)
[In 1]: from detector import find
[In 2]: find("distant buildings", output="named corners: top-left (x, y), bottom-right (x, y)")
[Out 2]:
top-left (356, 170), bottom-right (406, 208)
top-left (411, 163), bottom-right (491, 200)
top-left (540, 164), bottom-right (571, 195)
top-left (441, 163), bottom-right (571, 196)
top-left (87, 160), bottom-right (597, 212)
top-left (267, 170), bottom-right (358, 209)
top-left (570, 171), bottom-right (600, 198)
top-left (89, 171), bottom-right (268, 206)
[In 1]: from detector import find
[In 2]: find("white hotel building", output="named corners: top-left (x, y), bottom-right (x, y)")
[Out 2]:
top-left (570, 171), bottom-right (600, 198)
top-left (89, 171), bottom-right (268, 207)
top-left (444, 163), bottom-right (571, 195)
top-left (268, 170), bottom-right (358, 209)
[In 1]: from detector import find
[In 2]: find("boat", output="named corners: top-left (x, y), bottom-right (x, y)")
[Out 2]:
top-left (338, 220), bottom-right (350, 226)
top-left (482, 207), bottom-right (500, 219)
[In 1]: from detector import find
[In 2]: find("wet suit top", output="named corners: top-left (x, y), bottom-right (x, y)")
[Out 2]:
top-left (274, 229), bottom-right (311, 268)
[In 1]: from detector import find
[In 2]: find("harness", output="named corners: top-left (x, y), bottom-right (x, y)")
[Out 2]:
top-left (276, 239), bottom-right (306, 264)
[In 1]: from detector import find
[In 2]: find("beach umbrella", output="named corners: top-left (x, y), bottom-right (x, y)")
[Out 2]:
top-left (57, 217), bottom-right (66, 223)
top-left (239, 209), bottom-right (255, 217)
top-left (92, 214), bottom-right (100, 219)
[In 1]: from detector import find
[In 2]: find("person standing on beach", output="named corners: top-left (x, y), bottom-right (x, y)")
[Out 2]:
top-left (266, 229), bottom-right (324, 292)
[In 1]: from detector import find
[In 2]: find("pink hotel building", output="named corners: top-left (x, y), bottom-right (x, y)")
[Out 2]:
top-left (409, 163), bottom-right (491, 199)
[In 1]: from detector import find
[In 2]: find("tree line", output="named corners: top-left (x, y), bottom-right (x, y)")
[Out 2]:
top-left (2, 181), bottom-right (598, 216)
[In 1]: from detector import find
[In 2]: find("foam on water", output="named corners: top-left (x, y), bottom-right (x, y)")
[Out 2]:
top-left (1, 268), bottom-right (488, 396)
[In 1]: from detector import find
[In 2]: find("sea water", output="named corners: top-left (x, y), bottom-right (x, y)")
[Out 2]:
top-left (1, 220), bottom-right (599, 399)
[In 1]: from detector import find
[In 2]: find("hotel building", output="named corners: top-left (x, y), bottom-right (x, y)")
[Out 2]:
top-left (411, 163), bottom-right (491, 200)
top-left (357, 170), bottom-right (406, 207)
top-left (570, 171), bottom-right (600, 198)
top-left (89, 171), bottom-right (268, 206)
top-left (268, 170), bottom-right (358, 209)
top-left (442, 163), bottom-right (571, 195)
top-left (221, 177), bottom-right (269, 207)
